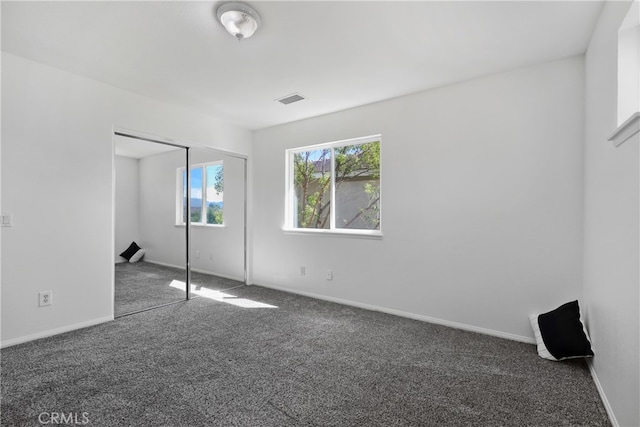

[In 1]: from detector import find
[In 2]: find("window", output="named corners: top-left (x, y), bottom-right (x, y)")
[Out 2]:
top-left (177, 162), bottom-right (224, 225)
top-left (616, 0), bottom-right (639, 125)
top-left (609, 0), bottom-right (639, 147)
top-left (286, 135), bottom-right (381, 235)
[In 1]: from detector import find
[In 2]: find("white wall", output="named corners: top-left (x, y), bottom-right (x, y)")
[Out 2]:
top-left (0, 52), bottom-right (252, 346)
top-left (584, 2), bottom-right (640, 426)
top-left (115, 156), bottom-right (140, 262)
top-left (137, 149), bottom-right (186, 270)
top-left (137, 148), bottom-right (245, 281)
top-left (252, 56), bottom-right (585, 342)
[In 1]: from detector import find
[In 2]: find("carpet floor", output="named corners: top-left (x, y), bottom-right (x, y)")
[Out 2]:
top-left (114, 261), bottom-right (244, 317)
top-left (2, 285), bottom-right (610, 426)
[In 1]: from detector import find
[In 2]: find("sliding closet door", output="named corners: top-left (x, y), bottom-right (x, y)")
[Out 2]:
top-left (186, 148), bottom-right (246, 296)
top-left (114, 135), bottom-right (188, 316)
top-left (114, 139), bottom-right (247, 315)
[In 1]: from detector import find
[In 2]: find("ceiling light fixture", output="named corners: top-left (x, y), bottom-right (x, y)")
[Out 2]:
top-left (216, 2), bottom-right (261, 40)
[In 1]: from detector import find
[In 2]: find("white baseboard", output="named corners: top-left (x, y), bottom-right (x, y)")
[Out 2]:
top-left (142, 259), bottom-right (184, 270)
top-left (1, 316), bottom-right (113, 349)
top-left (144, 259), bottom-right (244, 283)
top-left (587, 360), bottom-right (619, 427)
top-left (254, 282), bottom-right (535, 345)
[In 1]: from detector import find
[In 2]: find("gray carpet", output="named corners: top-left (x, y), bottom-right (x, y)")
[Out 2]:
top-left (115, 261), bottom-right (243, 317)
top-left (2, 285), bottom-right (610, 426)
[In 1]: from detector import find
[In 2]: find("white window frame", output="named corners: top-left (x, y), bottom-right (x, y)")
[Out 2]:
top-left (176, 160), bottom-right (224, 227)
top-left (284, 134), bottom-right (382, 238)
top-left (608, 0), bottom-right (640, 147)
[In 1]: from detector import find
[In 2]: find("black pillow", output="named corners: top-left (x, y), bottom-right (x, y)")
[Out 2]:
top-left (119, 241), bottom-right (142, 261)
top-left (532, 300), bottom-right (593, 361)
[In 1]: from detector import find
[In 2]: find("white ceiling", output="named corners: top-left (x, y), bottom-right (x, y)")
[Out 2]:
top-left (1, 1), bottom-right (603, 130)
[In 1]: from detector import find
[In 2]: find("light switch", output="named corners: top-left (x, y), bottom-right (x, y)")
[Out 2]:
top-left (1, 213), bottom-right (12, 227)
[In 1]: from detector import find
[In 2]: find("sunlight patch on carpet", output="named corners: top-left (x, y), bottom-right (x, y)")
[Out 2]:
top-left (169, 280), bottom-right (277, 308)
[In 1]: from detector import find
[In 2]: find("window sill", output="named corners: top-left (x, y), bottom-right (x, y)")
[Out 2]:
top-left (175, 224), bottom-right (225, 229)
top-left (608, 112), bottom-right (640, 147)
top-left (283, 228), bottom-right (383, 240)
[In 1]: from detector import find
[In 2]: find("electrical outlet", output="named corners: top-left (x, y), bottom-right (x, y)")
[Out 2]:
top-left (326, 270), bottom-right (333, 281)
top-left (300, 266), bottom-right (306, 276)
top-left (1, 213), bottom-right (12, 227)
top-left (196, 250), bottom-right (200, 259)
top-left (38, 291), bottom-right (52, 307)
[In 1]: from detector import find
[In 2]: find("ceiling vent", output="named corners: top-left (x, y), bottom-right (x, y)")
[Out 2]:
top-left (276, 93), bottom-right (306, 105)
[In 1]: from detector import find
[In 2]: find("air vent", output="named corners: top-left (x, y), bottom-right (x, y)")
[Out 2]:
top-left (276, 93), bottom-right (306, 105)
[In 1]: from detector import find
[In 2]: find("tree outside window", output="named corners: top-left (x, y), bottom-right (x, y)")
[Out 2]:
top-left (179, 162), bottom-right (224, 225)
top-left (289, 136), bottom-right (380, 233)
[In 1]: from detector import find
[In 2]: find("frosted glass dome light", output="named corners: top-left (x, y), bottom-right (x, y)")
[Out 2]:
top-left (216, 2), bottom-right (261, 40)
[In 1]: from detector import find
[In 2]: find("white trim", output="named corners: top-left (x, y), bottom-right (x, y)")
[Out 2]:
top-left (608, 112), bottom-right (640, 147)
top-left (1, 316), bottom-right (113, 349)
top-left (587, 360), bottom-right (620, 427)
top-left (111, 129), bottom-right (117, 318)
top-left (253, 282), bottom-right (535, 344)
top-left (190, 268), bottom-right (244, 283)
top-left (291, 134), bottom-right (383, 153)
top-left (330, 146), bottom-right (336, 230)
top-left (283, 228), bottom-right (382, 239)
top-left (144, 259), bottom-right (189, 270)
top-left (113, 126), bottom-right (248, 160)
top-left (175, 223), bottom-right (226, 229)
top-left (190, 159), bottom-right (223, 169)
top-left (144, 259), bottom-right (244, 283)
top-left (177, 161), bottom-right (225, 227)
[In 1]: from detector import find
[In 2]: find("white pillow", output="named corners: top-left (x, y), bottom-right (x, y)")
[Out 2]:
top-left (529, 314), bottom-right (558, 361)
top-left (129, 248), bottom-right (145, 263)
